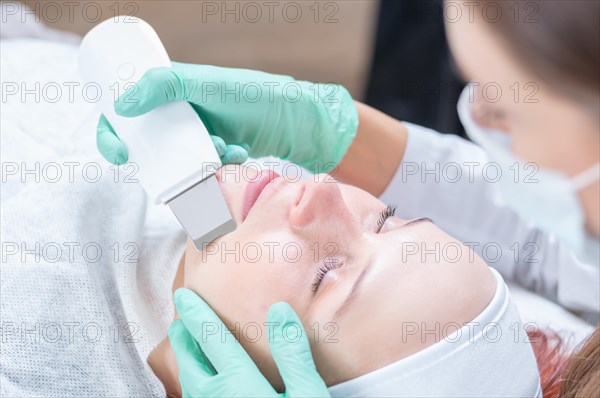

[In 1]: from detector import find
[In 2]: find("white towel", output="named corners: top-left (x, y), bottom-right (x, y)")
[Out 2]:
top-left (1, 39), bottom-right (185, 397)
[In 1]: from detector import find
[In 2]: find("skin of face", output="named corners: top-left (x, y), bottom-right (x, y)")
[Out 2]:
top-left (444, 0), bottom-right (600, 236)
top-left (156, 165), bottom-right (496, 392)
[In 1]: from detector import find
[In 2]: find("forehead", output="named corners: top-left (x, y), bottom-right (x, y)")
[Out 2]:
top-left (445, 9), bottom-right (531, 85)
top-left (321, 225), bottom-right (492, 370)
top-left (339, 221), bottom-right (486, 323)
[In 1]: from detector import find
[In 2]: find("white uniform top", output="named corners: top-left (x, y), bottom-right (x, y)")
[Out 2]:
top-left (380, 123), bottom-right (600, 322)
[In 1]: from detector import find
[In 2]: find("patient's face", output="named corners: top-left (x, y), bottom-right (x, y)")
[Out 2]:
top-left (182, 165), bottom-right (495, 389)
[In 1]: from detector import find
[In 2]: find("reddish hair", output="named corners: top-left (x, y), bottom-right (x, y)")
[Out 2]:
top-left (527, 329), bottom-right (572, 398)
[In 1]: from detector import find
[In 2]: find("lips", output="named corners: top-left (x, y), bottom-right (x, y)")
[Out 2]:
top-left (241, 170), bottom-right (281, 221)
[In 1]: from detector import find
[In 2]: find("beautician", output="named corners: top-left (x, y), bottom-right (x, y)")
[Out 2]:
top-left (96, 0), bottom-right (599, 396)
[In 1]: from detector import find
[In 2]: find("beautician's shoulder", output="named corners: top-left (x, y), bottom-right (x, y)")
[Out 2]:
top-left (401, 122), bottom-right (488, 164)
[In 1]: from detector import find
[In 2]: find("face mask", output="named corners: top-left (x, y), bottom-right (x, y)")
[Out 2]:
top-left (457, 85), bottom-right (600, 265)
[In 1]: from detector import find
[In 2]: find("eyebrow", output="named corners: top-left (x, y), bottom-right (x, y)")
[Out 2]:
top-left (382, 217), bottom-right (433, 234)
top-left (403, 217), bottom-right (433, 227)
top-left (333, 218), bottom-right (433, 319)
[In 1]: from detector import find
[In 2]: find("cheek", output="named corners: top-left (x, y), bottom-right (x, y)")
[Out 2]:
top-left (183, 232), bottom-right (312, 317)
top-left (181, 234), bottom-right (314, 392)
top-left (508, 102), bottom-right (590, 172)
top-left (510, 118), bottom-right (550, 163)
top-left (184, 256), bottom-right (279, 319)
top-left (306, 311), bottom-right (377, 387)
top-left (185, 258), bottom-right (288, 391)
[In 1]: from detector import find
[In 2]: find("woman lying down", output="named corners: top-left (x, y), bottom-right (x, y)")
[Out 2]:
top-left (148, 164), bottom-right (541, 397)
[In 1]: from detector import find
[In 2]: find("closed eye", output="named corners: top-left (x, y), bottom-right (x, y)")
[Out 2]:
top-left (376, 205), bottom-right (396, 233)
top-left (311, 258), bottom-right (343, 293)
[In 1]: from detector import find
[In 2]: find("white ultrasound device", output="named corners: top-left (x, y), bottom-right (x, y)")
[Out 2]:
top-left (79, 16), bottom-right (235, 250)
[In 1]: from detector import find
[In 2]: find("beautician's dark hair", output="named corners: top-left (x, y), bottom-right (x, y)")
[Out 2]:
top-left (479, 0), bottom-right (599, 102)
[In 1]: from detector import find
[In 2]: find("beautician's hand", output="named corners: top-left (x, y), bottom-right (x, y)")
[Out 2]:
top-left (97, 62), bottom-right (359, 172)
top-left (168, 288), bottom-right (331, 397)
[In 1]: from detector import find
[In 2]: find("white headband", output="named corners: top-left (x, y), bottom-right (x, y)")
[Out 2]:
top-left (328, 268), bottom-right (542, 397)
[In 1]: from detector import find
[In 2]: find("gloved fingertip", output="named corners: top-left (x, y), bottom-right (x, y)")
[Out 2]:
top-left (114, 86), bottom-right (142, 117)
top-left (221, 145), bottom-right (248, 165)
top-left (97, 140), bottom-right (128, 165)
top-left (167, 319), bottom-right (185, 338)
top-left (116, 67), bottom-right (184, 117)
top-left (173, 287), bottom-right (191, 304)
top-left (268, 301), bottom-right (294, 319)
top-left (210, 135), bottom-right (226, 157)
top-left (268, 302), bottom-right (302, 337)
top-left (113, 150), bottom-right (128, 166)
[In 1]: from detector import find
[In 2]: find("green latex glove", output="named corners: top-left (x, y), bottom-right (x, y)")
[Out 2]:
top-left (168, 288), bottom-right (331, 398)
top-left (97, 62), bottom-right (359, 172)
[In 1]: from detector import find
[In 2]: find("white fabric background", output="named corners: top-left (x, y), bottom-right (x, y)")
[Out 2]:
top-left (1, 39), bottom-right (186, 397)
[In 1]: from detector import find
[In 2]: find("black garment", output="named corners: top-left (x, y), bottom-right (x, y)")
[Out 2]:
top-left (365, 0), bottom-right (466, 137)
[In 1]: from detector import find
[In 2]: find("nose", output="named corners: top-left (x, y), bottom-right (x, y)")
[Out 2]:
top-left (288, 174), bottom-right (359, 231)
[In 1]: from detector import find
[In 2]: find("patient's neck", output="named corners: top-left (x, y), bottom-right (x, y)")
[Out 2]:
top-left (148, 338), bottom-right (182, 397)
top-left (147, 254), bottom-right (186, 397)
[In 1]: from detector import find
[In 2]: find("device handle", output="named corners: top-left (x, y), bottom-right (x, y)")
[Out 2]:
top-left (79, 16), bottom-right (221, 204)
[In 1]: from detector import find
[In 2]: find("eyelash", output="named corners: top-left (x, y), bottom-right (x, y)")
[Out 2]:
top-left (310, 205), bottom-right (396, 293)
top-left (311, 259), bottom-right (342, 292)
top-left (376, 205), bottom-right (396, 233)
